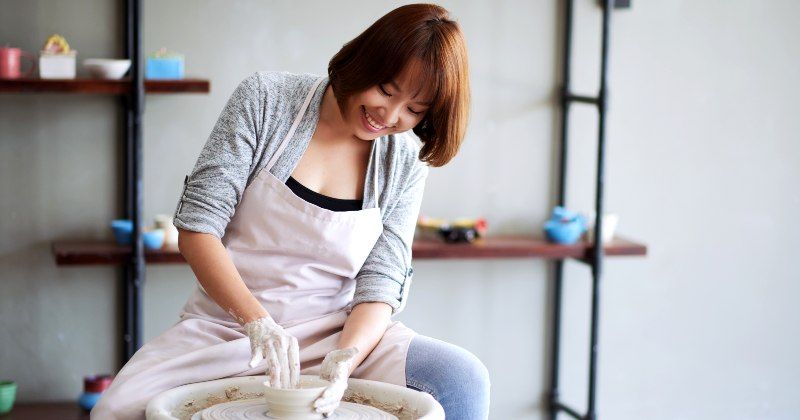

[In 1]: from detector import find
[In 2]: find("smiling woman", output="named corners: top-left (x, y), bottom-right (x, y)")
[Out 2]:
top-left (90, 4), bottom-right (487, 420)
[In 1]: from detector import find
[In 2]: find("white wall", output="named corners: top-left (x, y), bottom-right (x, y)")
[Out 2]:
top-left (1, 1), bottom-right (797, 418)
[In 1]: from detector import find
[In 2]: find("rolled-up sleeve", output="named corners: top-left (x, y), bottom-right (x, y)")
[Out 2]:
top-left (173, 72), bottom-right (265, 239)
top-left (347, 157), bottom-right (429, 316)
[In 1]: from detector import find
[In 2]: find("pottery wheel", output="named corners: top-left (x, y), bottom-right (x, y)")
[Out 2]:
top-left (195, 398), bottom-right (398, 420)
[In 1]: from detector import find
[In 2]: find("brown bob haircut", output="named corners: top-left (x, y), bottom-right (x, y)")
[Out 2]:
top-left (328, 3), bottom-right (470, 167)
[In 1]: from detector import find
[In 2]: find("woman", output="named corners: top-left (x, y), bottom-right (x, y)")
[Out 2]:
top-left (92, 3), bottom-right (489, 419)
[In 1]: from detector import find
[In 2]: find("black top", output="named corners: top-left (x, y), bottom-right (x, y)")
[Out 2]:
top-left (285, 176), bottom-right (364, 212)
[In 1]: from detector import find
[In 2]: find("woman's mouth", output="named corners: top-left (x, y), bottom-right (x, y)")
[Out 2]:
top-left (361, 106), bottom-right (386, 133)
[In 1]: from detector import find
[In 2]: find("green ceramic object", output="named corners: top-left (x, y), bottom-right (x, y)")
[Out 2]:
top-left (0, 380), bottom-right (17, 414)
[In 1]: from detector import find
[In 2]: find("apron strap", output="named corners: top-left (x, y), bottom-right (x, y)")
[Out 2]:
top-left (265, 76), bottom-right (326, 172)
top-left (372, 137), bottom-right (380, 209)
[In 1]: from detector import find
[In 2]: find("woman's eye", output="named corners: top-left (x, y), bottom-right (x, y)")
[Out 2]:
top-left (379, 85), bottom-right (391, 96)
top-left (408, 107), bottom-right (422, 115)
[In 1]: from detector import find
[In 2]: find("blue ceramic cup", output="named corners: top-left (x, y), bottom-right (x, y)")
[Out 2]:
top-left (111, 219), bottom-right (133, 245)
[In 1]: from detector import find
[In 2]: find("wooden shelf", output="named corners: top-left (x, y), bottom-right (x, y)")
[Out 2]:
top-left (412, 234), bottom-right (646, 260)
top-left (0, 77), bottom-right (210, 94)
top-left (52, 235), bottom-right (647, 266)
top-left (52, 241), bottom-right (185, 265)
top-left (0, 402), bottom-right (89, 419)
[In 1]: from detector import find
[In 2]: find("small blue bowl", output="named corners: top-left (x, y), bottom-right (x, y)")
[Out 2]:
top-left (143, 229), bottom-right (165, 250)
top-left (111, 219), bottom-right (133, 245)
top-left (544, 219), bottom-right (585, 244)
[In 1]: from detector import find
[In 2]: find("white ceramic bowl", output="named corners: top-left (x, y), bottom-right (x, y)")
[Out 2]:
top-left (83, 58), bottom-right (131, 79)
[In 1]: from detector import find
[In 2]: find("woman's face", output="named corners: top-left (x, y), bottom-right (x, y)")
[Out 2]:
top-left (344, 59), bottom-right (433, 141)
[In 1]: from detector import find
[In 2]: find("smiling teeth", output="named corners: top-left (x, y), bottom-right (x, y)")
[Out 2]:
top-left (364, 109), bottom-right (385, 129)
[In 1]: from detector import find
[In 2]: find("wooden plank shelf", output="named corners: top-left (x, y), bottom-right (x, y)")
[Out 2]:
top-left (0, 402), bottom-right (90, 419)
top-left (52, 241), bottom-right (186, 265)
top-left (413, 234), bottom-right (646, 260)
top-left (0, 77), bottom-right (210, 94)
top-left (52, 235), bottom-right (647, 266)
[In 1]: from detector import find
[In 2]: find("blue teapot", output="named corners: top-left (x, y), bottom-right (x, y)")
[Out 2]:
top-left (543, 206), bottom-right (587, 244)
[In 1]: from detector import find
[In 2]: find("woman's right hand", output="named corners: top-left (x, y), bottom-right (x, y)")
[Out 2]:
top-left (244, 315), bottom-right (300, 389)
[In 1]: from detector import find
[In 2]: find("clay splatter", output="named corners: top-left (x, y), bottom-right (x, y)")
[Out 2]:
top-left (343, 390), bottom-right (420, 420)
top-left (172, 386), bottom-right (265, 420)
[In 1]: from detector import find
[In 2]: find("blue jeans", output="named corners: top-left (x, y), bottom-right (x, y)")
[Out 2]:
top-left (405, 334), bottom-right (491, 419)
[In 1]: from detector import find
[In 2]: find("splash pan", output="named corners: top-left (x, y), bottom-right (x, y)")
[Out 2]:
top-left (192, 398), bottom-right (395, 419)
top-left (145, 374), bottom-right (444, 420)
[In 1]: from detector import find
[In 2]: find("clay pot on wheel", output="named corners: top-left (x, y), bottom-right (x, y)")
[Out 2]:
top-left (263, 376), bottom-right (331, 420)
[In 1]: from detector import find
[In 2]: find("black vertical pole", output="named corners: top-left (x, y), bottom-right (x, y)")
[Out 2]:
top-left (122, 0), bottom-right (136, 364)
top-left (130, 0), bottom-right (145, 357)
top-left (586, 0), bottom-right (613, 418)
top-left (548, 0), bottom-right (574, 419)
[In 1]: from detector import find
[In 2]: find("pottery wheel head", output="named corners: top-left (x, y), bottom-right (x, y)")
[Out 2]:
top-left (197, 398), bottom-right (398, 420)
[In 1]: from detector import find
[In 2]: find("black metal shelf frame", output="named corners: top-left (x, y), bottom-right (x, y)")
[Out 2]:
top-left (121, 0), bottom-right (145, 361)
top-left (548, 1), bottom-right (619, 419)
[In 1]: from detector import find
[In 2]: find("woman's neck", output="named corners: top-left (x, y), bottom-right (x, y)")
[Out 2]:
top-left (317, 84), bottom-right (354, 142)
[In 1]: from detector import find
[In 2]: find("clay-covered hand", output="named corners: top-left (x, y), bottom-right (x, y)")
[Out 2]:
top-left (313, 346), bottom-right (360, 417)
top-left (244, 315), bottom-right (300, 389)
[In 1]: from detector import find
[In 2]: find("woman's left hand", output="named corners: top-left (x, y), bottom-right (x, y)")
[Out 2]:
top-left (314, 346), bottom-right (360, 417)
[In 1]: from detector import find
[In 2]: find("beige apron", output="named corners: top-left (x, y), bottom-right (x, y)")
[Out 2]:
top-left (91, 76), bottom-right (417, 420)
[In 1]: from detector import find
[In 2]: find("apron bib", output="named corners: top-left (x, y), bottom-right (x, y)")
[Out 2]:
top-left (91, 77), bottom-right (417, 420)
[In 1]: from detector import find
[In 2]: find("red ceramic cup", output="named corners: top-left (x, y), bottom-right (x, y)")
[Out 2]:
top-left (0, 47), bottom-right (36, 79)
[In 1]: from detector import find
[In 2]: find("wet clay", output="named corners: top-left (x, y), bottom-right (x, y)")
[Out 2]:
top-left (343, 390), bottom-right (420, 420)
top-left (171, 386), bottom-right (420, 420)
top-left (172, 386), bottom-right (265, 419)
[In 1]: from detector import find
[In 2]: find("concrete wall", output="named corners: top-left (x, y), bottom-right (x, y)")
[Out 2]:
top-left (1, 1), bottom-right (797, 418)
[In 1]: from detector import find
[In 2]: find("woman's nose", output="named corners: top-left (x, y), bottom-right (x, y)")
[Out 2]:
top-left (380, 104), bottom-right (401, 127)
